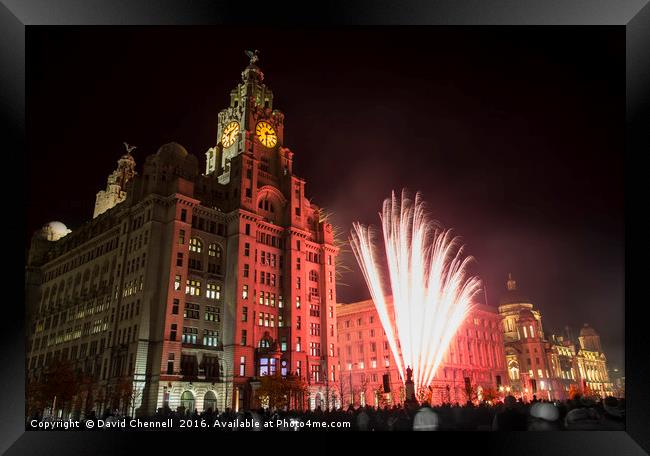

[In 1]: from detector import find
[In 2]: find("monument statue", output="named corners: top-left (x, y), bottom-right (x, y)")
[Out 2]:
top-left (123, 142), bottom-right (136, 154)
top-left (245, 49), bottom-right (260, 65)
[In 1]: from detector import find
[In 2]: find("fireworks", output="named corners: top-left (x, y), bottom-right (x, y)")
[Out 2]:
top-left (350, 190), bottom-right (481, 393)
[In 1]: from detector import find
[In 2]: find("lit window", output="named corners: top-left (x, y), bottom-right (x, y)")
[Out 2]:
top-left (208, 243), bottom-right (221, 258)
top-left (189, 238), bottom-right (202, 253)
top-left (185, 279), bottom-right (201, 296)
top-left (206, 283), bottom-right (220, 299)
top-left (242, 285), bottom-right (248, 300)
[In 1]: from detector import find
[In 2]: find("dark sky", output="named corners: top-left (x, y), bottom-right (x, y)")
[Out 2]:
top-left (27, 27), bottom-right (624, 369)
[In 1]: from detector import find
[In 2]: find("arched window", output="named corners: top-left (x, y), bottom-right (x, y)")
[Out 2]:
top-left (180, 391), bottom-right (195, 412)
top-left (258, 199), bottom-right (274, 213)
top-left (508, 360), bottom-right (520, 380)
top-left (259, 338), bottom-right (271, 349)
top-left (208, 243), bottom-right (222, 259)
top-left (189, 237), bottom-right (202, 253)
top-left (203, 391), bottom-right (217, 413)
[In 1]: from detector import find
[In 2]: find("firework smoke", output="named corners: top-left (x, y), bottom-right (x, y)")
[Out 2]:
top-left (350, 190), bottom-right (481, 393)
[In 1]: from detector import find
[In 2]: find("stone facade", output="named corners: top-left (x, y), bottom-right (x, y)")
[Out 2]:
top-left (26, 55), bottom-right (339, 418)
top-left (499, 275), bottom-right (615, 401)
top-left (336, 298), bottom-right (507, 407)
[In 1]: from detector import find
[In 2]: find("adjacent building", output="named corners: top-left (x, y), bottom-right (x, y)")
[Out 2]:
top-left (336, 298), bottom-right (507, 407)
top-left (499, 274), bottom-right (614, 401)
top-left (25, 54), bottom-right (339, 417)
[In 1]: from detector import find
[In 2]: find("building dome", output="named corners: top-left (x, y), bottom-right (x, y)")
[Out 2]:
top-left (499, 274), bottom-right (531, 305)
top-left (41, 221), bottom-right (71, 241)
top-left (156, 142), bottom-right (189, 160)
top-left (580, 324), bottom-right (598, 337)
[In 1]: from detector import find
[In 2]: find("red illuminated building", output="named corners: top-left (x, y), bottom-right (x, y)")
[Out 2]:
top-left (336, 298), bottom-right (507, 407)
top-left (26, 53), bottom-right (339, 417)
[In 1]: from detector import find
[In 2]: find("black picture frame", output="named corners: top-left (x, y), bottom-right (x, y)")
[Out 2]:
top-left (2, 0), bottom-right (647, 454)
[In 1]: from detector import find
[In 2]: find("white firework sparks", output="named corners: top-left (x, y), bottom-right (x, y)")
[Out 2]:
top-left (350, 190), bottom-right (481, 393)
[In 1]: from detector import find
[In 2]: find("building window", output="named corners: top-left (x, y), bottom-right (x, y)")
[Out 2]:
top-left (203, 330), bottom-right (219, 347)
top-left (296, 337), bottom-right (301, 352)
top-left (240, 356), bottom-right (246, 376)
top-left (167, 353), bottom-right (174, 374)
top-left (172, 299), bottom-right (179, 315)
top-left (182, 327), bottom-right (198, 344)
top-left (205, 306), bottom-right (220, 322)
top-left (244, 243), bottom-right (250, 257)
top-left (180, 209), bottom-right (187, 222)
top-left (242, 285), bottom-right (249, 299)
top-left (187, 237), bottom-right (202, 254)
top-left (245, 223), bottom-right (251, 235)
top-left (296, 296), bottom-right (301, 308)
top-left (186, 279), bottom-right (201, 296)
top-left (241, 330), bottom-right (247, 346)
top-left (206, 283), bottom-right (221, 299)
top-left (242, 307), bottom-right (248, 322)
top-left (208, 243), bottom-right (217, 257)
top-left (243, 264), bottom-right (249, 278)
top-left (309, 270), bottom-right (318, 282)
top-left (297, 316), bottom-right (301, 330)
top-left (311, 364), bottom-right (321, 383)
top-left (170, 324), bottom-right (177, 341)
top-left (176, 253), bottom-right (183, 267)
top-left (174, 275), bottom-right (182, 291)
top-left (184, 303), bottom-right (200, 319)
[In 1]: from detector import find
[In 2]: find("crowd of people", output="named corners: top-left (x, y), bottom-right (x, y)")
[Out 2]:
top-left (136, 394), bottom-right (624, 431)
top-left (30, 394), bottom-right (624, 431)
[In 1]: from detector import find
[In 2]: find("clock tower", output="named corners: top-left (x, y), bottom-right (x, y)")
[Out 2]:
top-left (206, 50), bottom-right (288, 184)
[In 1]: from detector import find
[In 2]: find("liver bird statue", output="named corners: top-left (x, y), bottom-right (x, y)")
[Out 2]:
top-left (245, 49), bottom-right (260, 65)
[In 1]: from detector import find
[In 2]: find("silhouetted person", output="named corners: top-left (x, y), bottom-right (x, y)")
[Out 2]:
top-left (492, 396), bottom-right (527, 431)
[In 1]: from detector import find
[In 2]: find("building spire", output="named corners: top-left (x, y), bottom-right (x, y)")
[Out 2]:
top-left (506, 273), bottom-right (517, 291)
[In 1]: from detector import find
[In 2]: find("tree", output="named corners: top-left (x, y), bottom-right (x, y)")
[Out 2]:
top-left (374, 387), bottom-right (389, 408)
top-left (255, 373), bottom-right (308, 411)
top-left (115, 377), bottom-right (136, 416)
top-left (463, 381), bottom-right (478, 404)
top-left (38, 359), bottom-right (78, 416)
top-left (568, 384), bottom-right (581, 400)
top-left (26, 377), bottom-right (48, 418)
top-left (481, 387), bottom-right (498, 404)
top-left (417, 386), bottom-right (433, 404)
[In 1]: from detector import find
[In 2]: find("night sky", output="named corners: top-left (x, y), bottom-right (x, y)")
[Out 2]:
top-left (27, 27), bottom-right (624, 369)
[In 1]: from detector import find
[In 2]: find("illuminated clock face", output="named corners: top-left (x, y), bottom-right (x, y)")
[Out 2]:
top-left (255, 121), bottom-right (278, 148)
top-left (221, 121), bottom-right (240, 148)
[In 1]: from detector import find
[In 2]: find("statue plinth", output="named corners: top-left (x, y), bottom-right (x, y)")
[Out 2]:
top-left (404, 366), bottom-right (418, 409)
